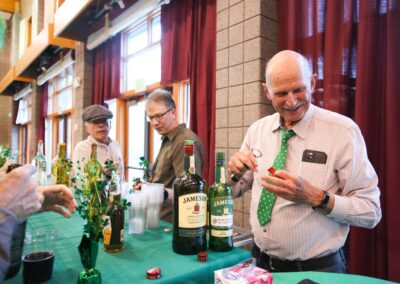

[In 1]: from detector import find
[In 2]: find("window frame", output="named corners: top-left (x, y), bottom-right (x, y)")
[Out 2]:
top-left (119, 9), bottom-right (191, 183)
top-left (45, 64), bottom-right (74, 159)
top-left (121, 9), bottom-right (161, 93)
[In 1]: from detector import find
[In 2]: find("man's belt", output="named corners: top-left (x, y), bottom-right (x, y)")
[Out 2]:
top-left (263, 250), bottom-right (342, 272)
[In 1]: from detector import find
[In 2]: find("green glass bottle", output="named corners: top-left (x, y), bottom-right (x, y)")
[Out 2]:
top-left (209, 152), bottom-right (233, 252)
top-left (51, 143), bottom-right (71, 186)
top-left (173, 140), bottom-right (208, 255)
top-left (103, 171), bottom-right (124, 253)
top-left (34, 140), bottom-right (47, 185)
top-left (84, 144), bottom-right (103, 194)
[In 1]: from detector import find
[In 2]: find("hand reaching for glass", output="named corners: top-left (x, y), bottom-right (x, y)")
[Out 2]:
top-left (0, 161), bottom-right (77, 222)
top-left (37, 185), bottom-right (77, 218)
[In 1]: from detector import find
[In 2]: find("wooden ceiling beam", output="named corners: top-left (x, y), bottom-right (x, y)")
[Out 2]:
top-left (0, 0), bottom-right (19, 14)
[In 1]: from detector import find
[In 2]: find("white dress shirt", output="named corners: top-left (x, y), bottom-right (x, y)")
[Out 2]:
top-left (233, 104), bottom-right (381, 260)
top-left (73, 135), bottom-right (124, 181)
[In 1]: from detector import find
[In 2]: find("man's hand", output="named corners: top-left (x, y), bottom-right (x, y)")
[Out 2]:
top-left (227, 150), bottom-right (258, 184)
top-left (260, 170), bottom-right (333, 211)
top-left (0, 164), bottom-right (43, 221)
top-left (37, 185), bottom-right (77, 218)
top-left (0, 160), bottom-right (13, 178)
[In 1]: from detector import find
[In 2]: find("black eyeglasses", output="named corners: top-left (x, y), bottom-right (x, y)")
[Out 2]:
top-left (146, 108), bottom-right (174, 122)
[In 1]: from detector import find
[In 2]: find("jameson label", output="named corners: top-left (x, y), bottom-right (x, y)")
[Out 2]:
top-left (178, 193), bottom-right (207, 228)
top-left (211, 228), bottom-right (233, 237)
top-left (120, 229), bottom-right (124, 242)
top-left (188, 156), bottom-right (195, 174)
top-left (103, 216), bottom-right (111, 245)
top-left (210, 196), bottom-right (233, 237)
top-left (219, 167), bottom-right (226, 183)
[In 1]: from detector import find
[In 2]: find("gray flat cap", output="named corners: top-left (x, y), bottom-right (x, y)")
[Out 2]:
top-left (82, 104), bottom-right (113, 122)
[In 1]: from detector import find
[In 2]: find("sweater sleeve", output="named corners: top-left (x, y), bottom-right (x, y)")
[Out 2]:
top-left (0, 209), bottom-right (18, 282)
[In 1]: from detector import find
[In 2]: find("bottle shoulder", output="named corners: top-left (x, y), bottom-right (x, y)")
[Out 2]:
top-left (174, 174), bottom-right (207, 188)
top-left (209, 182), bottom-right (232, 194)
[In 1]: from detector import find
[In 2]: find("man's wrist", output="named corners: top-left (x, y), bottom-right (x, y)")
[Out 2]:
top-left (312, 191), bottom-right (330, 209)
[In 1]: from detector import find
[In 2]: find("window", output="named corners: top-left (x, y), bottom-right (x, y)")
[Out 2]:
top-left (15, 96), bottom-right (30, 125)
top-left (18, 125), bottom-right (28, 164)
top-left (45, 65), bottom-right (74, 159)
top-left (15, 93), bottom-right (32, 163)
top-left (178, 82), bottom-right (191, 128)
top-left (120, 11), bottom-right (191, 184)
top-left (105, 98), bottom-right (117, 141)
top-left (44, 118), bottom-right (53, 173)
top-left (127, 100), bottom-right (146, 182)
top-left (122, 12), bottom-right (161, 92)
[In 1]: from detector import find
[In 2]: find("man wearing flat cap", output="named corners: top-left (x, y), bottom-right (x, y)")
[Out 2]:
top-left (73, 104), bottom-right (124, 180)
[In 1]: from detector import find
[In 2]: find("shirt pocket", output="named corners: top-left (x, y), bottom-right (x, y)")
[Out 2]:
top-left (299, 162), bottom-right (328, 189)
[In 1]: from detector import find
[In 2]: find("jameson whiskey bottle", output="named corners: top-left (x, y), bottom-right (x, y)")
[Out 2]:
top-left (172, 140), bottom-right (207, 255)
top-left (209, 152), bottom-right (233, 252)
top-left (103, 171), bottom-right (124, 253)
top-left (51, 143), bottom-right (71, 186)
top-left (33, 140), bottom-right (47, 185)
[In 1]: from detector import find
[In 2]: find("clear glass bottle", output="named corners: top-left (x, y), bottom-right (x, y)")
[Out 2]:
top-left (209, 152), bottom-right (233, 252)
top-left (172, 140), bottom-right (208, 255)
top-left (33, 140), bottom-right (47, 185)
top-left (51, 142), bottom-right (71, 186)
top-left (103, 171), bottom-right (124, 253)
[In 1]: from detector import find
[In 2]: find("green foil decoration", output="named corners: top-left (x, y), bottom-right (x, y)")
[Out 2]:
top-left (78, 235), bottom-right (101, 284)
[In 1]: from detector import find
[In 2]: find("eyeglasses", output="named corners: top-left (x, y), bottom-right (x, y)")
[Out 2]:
top-left (146, 108), bottom-right (173, 122)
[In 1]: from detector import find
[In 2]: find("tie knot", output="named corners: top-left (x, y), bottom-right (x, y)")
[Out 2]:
top-left (281, 129), bottom-right (296, 141)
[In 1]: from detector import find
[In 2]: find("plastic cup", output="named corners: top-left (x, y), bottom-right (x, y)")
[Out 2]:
top-left (22, 229), bottom-right (59, 284)
top-left (5, 221), bottom-right (27, 280)
top-left (128, 190), bottom-right (147, 235)
top-left (141, 183), bottom-right (164, 229)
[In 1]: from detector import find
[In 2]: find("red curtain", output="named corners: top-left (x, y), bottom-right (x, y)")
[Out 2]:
top-left (92, 33), bottom-right (121, 105)
top-left (351, 1), bottom-right (400, 281)
top-left (279, 0), bottom-right (400, 281)
top-left (278, 0), bottom-right (357, 117)
top-left (161, 0), bottom-right (216, 184)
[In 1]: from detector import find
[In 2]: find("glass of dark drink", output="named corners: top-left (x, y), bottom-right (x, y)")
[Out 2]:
top-left (22, 229), bottom-right (59, 283)
top-left (22, 251), bottom-right (55, 283)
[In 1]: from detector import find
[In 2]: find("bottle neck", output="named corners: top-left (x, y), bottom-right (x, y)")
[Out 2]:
top-left (183, 145), bottom-right (196, 174)
top-left (58, 145), bottom-right (66, 159)
top-left (109, 192), bottom-right (121, 204)
top-left (215, 162), bottom-right (226, 184)
top-left (90, 150), bottom-right (97, 160)
top-left (109, 173), bottom-right (121, 194)
top-left (37, 142), bottom-right (44, 156)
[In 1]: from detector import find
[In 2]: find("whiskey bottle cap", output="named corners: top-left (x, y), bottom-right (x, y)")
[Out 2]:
top-left (197, 251), bottom-right (208, 262)
top-left (146, 267), bottom-right (161, 279)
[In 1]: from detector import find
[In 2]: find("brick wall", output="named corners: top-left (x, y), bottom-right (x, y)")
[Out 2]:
top-left (73, 42), bottom-right (93, 149)
top-left (28, 83), bottom-right (42, 161)
top-left (215, 0), bottom-right (278, 232)
top-left (0, 18), bottom-right (13, 145)
top-left (0, 95), bottom-right (13, 145)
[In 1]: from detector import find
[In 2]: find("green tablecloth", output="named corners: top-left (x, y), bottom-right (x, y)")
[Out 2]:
top-left (6, 212), bottom-right (250, 283)
top-left (5, 213), bottom-right (395, 284)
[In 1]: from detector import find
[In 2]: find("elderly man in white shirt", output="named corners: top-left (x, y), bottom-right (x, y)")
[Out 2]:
top-left (73, 105), bottom-right (124, 180)
top-left (228, 50), bottom-right (381, 273)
